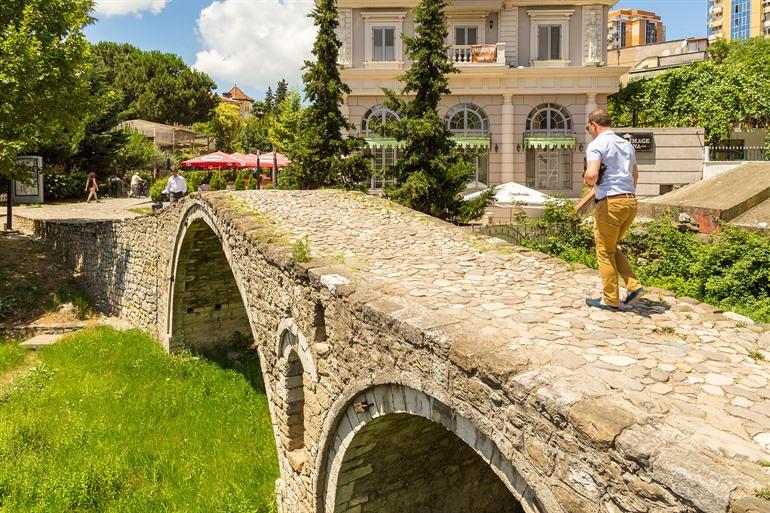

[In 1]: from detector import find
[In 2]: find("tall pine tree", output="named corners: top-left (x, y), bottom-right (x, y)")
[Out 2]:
top-left (275, 79), bottom-right (289, 107)
top-left (383, 0), bottom-right (482, 221)
top-left (282, 0), bottom-right (369, 189)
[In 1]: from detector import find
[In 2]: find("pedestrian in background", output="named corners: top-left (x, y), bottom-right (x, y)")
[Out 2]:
top-left (163, 169), bottom-right (187, 203)
top-left (583, 108), bottom-right (645, 310)
top-left (84, 172), bottom-right (100, 203)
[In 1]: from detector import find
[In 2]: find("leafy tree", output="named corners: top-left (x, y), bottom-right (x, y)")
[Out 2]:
top-left (91, 42), bottom-right (217, 125)
top-left (282, 0), bottom-right (370, 190)
top-left (381, 0), bottom-right (477, 221)
top-left (111, 128), bottom-right (158, 174)
top-left (0, 0), bottom-right (93, 182)
top-left (609, 37), bottom-right (770, 144)
top-left (240, 115), bottom-right (272, 153)
top-left (268, 91), bottom-right (304, 158)
top-left (195, 103), bottom-right (245, 153)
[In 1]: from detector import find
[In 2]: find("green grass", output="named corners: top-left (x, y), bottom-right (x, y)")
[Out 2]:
top-left (0, 339), bottom-right (26, 375)
top-left (0, 327), bottom-right (279, 512)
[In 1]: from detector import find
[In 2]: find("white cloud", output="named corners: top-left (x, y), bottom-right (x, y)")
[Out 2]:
top-left (193, 0), bottom-right (316, 98)
top-left (93, 0), bottom-right (170, 17)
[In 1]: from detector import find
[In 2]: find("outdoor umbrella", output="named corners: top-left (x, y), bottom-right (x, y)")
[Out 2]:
top-left (256, 151), bottom-right (291, 168)
top-left (230, 152), bottom-right (259, 168)
top-left (180, 151), bottom-right (245, 169)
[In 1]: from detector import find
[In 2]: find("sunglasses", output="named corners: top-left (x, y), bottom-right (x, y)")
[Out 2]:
top-left (585, 123), bottom-right (593, 132)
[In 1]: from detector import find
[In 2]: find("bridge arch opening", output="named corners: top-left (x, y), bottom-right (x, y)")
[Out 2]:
top-left (321, 385), bottom-right (537, 513)
top-left (170, 217), bottom-right (260, 385)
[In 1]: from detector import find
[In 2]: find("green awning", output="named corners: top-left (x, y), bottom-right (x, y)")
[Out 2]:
top-left (364, 137), bottom-right (406, 149)
top-left (364, 136), bottom-right (491, 150)
top-left (523, 136), bottom-right (577, 150)
top-left (451, 136), bottom-right (491, 149)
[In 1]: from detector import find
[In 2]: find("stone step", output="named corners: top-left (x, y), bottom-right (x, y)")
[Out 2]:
top-left (19, 333), bottom-right (67, 350)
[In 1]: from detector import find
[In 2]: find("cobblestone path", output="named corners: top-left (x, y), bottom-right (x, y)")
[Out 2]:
top-left (233, 190), bottom-right (770, 464)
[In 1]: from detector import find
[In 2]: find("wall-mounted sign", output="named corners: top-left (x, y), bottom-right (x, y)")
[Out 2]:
top-left (12, 156), bottom-right (44, 204)
top-left (617, 132), bottom-right (654, 152)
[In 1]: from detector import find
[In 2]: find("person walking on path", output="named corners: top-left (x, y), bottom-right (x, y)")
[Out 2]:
top-left (163, 169), bottom-right (187, 203)
top-left (583, 108), bottom-right (645, 311)
top-left (84, 172), bottom-right (100, 203)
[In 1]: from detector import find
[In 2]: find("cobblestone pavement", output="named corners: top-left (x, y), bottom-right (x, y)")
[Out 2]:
top-left (233, 190), bottom-right (770, 460)
top-left (7, 197), bottom-right (152, 222)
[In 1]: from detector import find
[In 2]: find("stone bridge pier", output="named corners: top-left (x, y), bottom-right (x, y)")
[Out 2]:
top-left (19, 190), bottom-right (770, 513)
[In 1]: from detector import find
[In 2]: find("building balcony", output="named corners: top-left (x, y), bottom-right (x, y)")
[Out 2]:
top-left (447, 43), bottom-right (506, 66)
top-left (710, 5), bottom-right (722, 16)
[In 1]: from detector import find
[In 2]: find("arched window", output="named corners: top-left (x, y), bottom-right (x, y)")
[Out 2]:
top-left (362, 104), bottom-right (399, 134)
top-left (446, 103), bottom-right (489, 135)
top-left (525, 103), bottom-right (573, 135)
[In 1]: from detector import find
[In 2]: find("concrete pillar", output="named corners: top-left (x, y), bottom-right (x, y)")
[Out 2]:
top-left (501, 93), bottom-right (514, 184)
top-left (586, 93), bottom-right (598, 114)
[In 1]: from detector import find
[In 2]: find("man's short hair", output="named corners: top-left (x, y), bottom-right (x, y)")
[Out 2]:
top-left (588, 108), bottom-right (612, 127)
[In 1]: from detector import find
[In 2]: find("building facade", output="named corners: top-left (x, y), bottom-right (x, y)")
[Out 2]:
top-left (337, 0), bottom-right (627, 198)
top-left (708, 0), bottom-right (770, 41)
top-left (608, 9), bottom-right (665, 49)
top-left (220, 85), bottom-right (254, 119)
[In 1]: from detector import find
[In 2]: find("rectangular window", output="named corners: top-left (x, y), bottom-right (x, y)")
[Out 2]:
top-left (618, 21), bottom-right (627, 48)
top-left (372, 27), bottom-right (395, 61)
top-left (454, 26), bottom-right (478, 46)
top-left (526, 149), bottom-right (573, 190)
top-left (370, 148), bottom-right (398, 189)
top-left (645, 21), bottom-right (657, 44)
top-left (538, 25), bottom-right (561, 60)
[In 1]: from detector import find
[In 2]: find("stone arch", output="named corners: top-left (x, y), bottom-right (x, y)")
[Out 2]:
top-left (318, 383), bottom-right (545, 513)
top-left (167, 217), bottom-right (253, 352)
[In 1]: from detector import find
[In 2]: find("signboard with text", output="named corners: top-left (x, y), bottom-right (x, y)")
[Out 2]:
top-left (617, 132), bottom-right (655, 152)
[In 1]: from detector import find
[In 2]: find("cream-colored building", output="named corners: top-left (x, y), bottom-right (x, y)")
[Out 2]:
top-left (337, 0), bottom-right (627, 197)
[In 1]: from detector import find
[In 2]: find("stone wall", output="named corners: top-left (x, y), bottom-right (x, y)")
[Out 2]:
top-left (17, 191), bottom-right (770, 513)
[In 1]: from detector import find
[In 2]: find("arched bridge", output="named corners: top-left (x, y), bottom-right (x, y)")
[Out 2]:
top-left (20, 190), bottom-right (770, 513)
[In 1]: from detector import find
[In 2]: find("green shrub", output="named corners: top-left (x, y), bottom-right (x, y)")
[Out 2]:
top-left (209, 172), bottom-right (226, 191)
top-left (234, 171), bottom-right (246, 190)
top-left (43, 168), bottom-right (89, 201)
top-left (149, 177), bottom-right (168, 202)
top-left (518, 207), bottom-right (770, 323)
top-left (521, 198), bottom-right (597, 268)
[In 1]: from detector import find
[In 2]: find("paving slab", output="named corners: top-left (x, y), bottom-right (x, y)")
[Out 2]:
top-left (19, 333), bottom-right (66, 349)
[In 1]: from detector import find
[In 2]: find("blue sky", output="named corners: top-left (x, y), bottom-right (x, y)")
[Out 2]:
top-left (85, 0), bottom-right (708, 101)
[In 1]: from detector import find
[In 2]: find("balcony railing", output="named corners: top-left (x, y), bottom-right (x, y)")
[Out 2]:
top-left (448, 43), bottom-right (506, 65)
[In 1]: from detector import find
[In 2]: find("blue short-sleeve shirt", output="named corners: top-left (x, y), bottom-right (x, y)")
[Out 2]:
top-left (586, 130), bottom-right (636, 200)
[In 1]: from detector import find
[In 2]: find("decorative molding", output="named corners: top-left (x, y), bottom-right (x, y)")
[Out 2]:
top-left (336, 8), bottom-right (353, 68)
top-left (527, 9), bottom-right (574, 65)
top-left (582, 5), bottom-right (603, 66)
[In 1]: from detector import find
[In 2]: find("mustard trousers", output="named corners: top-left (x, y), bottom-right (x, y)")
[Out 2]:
top-left (593, 197), bottom-right (642, 307)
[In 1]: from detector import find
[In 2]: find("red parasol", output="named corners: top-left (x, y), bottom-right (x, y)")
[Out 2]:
top-left (256, 151), bottom-right (291, 168)
top-left (180, 151), bottom-right (247, 169)
top-left (230, 152), bottom-right (259, 168)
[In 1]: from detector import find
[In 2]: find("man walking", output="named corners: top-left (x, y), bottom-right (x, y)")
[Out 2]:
top-left (583, 108), bottom-right (644, 311)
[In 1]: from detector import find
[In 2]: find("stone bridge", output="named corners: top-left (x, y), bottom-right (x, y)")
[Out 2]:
top-left (17, 190), bottom-right (770, 513)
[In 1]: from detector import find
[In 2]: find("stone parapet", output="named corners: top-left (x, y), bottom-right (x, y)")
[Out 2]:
top-left (16, 190), bottom-right (770, 513)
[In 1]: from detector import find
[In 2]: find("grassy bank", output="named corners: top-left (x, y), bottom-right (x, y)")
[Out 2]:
top-left (0, 327), bottom-right (279, 512)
